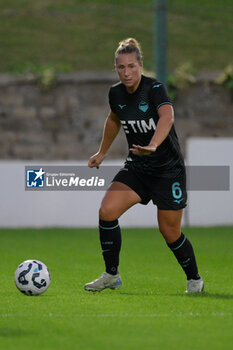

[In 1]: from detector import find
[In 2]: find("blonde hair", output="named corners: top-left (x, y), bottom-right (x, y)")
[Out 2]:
top-left (115, 38), bottom-right (143, 63)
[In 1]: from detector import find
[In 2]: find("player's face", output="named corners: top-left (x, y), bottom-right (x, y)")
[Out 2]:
top-left (115, 53), bottom-right (143, 93)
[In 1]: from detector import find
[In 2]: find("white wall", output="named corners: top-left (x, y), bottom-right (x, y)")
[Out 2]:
top-left (0, 137), bottom-right (232, 228)
top-left (186, 138), bottom-right (233, 226)
top-left (0, 160), bottom-right (159, 228)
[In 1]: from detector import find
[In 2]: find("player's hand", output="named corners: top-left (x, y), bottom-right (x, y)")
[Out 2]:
top-left (88, 152), bottom-right (105, 168)
top-left (129, 144), bottom-right (157, 156)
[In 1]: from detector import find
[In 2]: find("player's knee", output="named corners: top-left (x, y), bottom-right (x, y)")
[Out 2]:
top-left (158, 224), bottom-right (180, 242)
top-left (158, 222), bottom-right (168, 235)
top-left (99, 205), bottom-right (118, 221)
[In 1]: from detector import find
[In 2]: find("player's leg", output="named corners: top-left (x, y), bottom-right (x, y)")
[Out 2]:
top-left (85, 181), bottom-right (141, 292)
top-left (157, 209), bottom-right (204, 292)
top-left (99, 181), bottom-right (141, 274)
top-left (99, 181), bottom-right (142, 220)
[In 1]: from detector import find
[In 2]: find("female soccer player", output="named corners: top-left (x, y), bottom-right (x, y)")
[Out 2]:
top-left (84, 38), bottom-right (204, 293)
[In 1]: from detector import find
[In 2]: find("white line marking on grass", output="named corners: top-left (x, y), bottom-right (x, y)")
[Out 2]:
top-left (1, 312), bottom-right (232, 318)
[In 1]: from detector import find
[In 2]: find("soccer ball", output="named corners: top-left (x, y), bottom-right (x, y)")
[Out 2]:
top-left (14, 259), bottom-right (51, 296)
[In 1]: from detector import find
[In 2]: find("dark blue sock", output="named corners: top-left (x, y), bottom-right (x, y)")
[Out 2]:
top-left (99, 219), bottom-right (122, 275)
top-left (167, 233), bottom-right (200, 280)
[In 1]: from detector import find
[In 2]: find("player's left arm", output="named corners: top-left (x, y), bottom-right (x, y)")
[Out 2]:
top-left (130, 104), bottom-right (174, 156)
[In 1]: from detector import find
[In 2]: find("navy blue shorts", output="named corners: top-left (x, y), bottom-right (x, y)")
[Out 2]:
top-left (112, 165), bottom-right (187, 210)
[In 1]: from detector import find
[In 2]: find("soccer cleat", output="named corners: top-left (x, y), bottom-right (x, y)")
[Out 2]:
top-left (84, 272), bottom-right (122, 292)
top-left (186, 277), bottom-right (204, 293)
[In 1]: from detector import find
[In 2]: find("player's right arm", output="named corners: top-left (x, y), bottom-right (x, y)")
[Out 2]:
top-left (88, 111), bottom-right (121, 168)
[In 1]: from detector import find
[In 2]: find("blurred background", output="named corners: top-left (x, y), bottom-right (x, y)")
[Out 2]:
top-left (1, 0), bottom-right (232, 73)
top-left (0, 0), bottom-right (232, 227)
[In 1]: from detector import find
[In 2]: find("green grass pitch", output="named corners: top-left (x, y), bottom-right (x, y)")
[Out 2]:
top-left (0, 0), bottom-right (232, 72)
top-left (0, 227), bottom-right (232, 350)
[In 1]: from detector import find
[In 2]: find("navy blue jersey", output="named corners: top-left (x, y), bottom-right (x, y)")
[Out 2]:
top-left (109, 75), bottom-right (185, 177)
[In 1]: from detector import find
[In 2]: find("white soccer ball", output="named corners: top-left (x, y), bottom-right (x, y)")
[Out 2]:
top-left (14, 259), bottom-right (51, 296)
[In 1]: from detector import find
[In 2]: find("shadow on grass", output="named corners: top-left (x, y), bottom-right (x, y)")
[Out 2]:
top-left (181, 292), bottom-right (233, 300)
top-left (0, 328), bottom-right (37, 337)
top-left (119, 291), bottom-right (233, 300)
